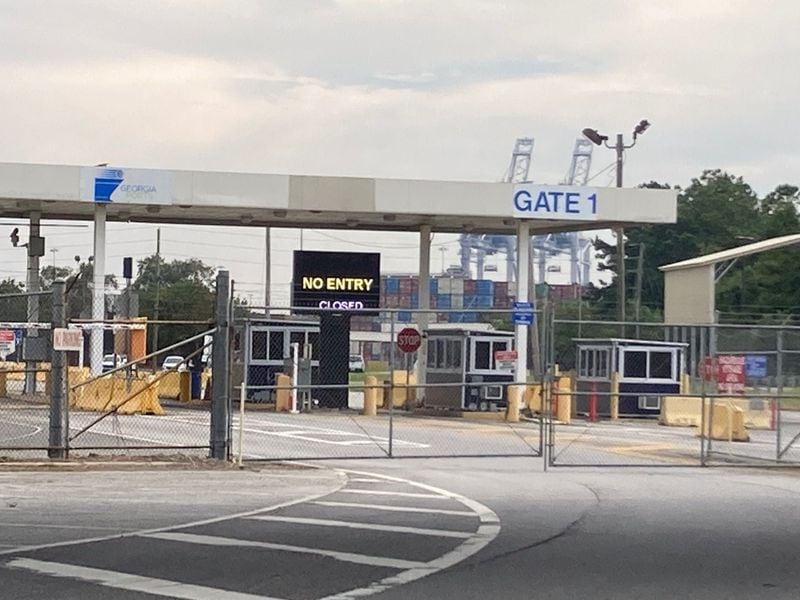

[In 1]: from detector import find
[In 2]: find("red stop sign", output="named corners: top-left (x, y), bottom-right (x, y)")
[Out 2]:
top-left (397, 327), bottom-right (422, 353)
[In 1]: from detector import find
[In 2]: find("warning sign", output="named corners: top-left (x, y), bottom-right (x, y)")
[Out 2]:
top-left (702, 355), bottom-right (746, 394)
top-left (0, 330), bottom-right (15, 360)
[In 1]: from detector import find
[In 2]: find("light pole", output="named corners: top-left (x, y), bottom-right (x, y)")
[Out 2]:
top-left (582, 119), bottom-right (651, 327)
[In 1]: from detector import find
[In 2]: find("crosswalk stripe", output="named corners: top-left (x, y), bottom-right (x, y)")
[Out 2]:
top-left (312, 501), bottom-right (476, 516)
top-left (142, 532), bottom-right (426, 570)
top-left (336, 489), bottom-right (448, 499)
top-left (6, 558), bottom-right (283, 600)
top-left (246, 515), bottom-right (472, 538)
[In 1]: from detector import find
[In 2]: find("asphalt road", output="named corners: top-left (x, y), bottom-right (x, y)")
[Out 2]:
top-left (2, 459), bottom-right (800, 599)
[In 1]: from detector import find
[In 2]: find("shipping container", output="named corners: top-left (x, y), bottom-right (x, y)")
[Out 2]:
top-left (437, 277), bottom-right (452, 294)
top-left (398, 294), bottom-right (412, 308)
top-left (429, 279), bottom-right (438, 294)
top-left (437, 295), bottom-right (451, 309)
top-left (452, 294), bottom-right (464, 308)
top-left (410, 278), bottom-right (420, 293)
top-left (477, 295), bottom-right (492, 309)
top-left (451, 278), bottom-right (464, 295)
top-left (399, 278), bottom-right (413, 294)
top-left (464, 279), bottom-right (477, 294)
top-left (385, 277), bottom-right (400, 294)
top-left (494, 281), bottom-right (509, 294)
top-left (398, 311), bottom-right (412, 322)
top-left (477, 279), bottom-right (494, 296)
top-left (385, 294), bottom-right (400, 308)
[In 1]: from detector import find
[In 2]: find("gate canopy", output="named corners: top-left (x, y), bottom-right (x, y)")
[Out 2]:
top-left (0, 162), bottom-right (677, 233)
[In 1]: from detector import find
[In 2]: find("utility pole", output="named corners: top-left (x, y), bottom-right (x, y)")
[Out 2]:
top-left (615, 134), bottom-right (626, 329)
top-left (152, 228), bottom-right (161, 356)
top-left (633, 243), bottom-right (645, 337)
top-left (264, 227), bottom-right (271, 315)
top-left (582, 119), bottom-right (650, 336)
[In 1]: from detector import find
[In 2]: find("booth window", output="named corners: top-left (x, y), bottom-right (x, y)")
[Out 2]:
top-left (623, 350), bottom-right (647, 378)
top-left (436, 339), bottom-right (447, 369)
top-left (474, 341), bottom-right (491, 370)
top-left (427, 340), bottom-right (437, 368)
top-left (308, 332), bottom-right (320, 360)
top-left (649, 351), bottom-right (673, 379)
top-left (448, 340), bottom-right (462, 369)
top-left (268, 331), bottom-right (285, 361)
top-left (251, 331), bottom-right (268, 360)
top-left (578, 347), bottom-right (610, 379)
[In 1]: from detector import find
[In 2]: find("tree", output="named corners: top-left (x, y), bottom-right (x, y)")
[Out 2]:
top-left (39, 262), bottom-right (118, 321)
top-left (134, 256), bottom-right (216, 353)
top-left (0, 278), bottom-right (27, 323)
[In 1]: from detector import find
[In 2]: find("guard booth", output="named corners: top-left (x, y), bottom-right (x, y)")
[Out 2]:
top-left (243, 317), bottom-right (320, 402)
top-left (423, 327), bottom-right (515, 411)
top-left (575, 338), bottom-right (686, 417)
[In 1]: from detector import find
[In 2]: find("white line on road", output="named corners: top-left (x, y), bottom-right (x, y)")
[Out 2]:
top-left (0, 522), bottom-right (136, 532)
top-left (246, 516), bottom-right (472, 539)
top-left (348, 478), bottom-right (383, 483)
top-left (6, 558), bottom-right (284, 600)
top-left (336, 489), bottom-right (449, 499)
top-left (142, 532), bottom-right (426, 570)
top-left (312, 501), bottom-right (476, 516)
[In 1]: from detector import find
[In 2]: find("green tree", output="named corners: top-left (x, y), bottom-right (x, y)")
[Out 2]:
top-left (134, 256), bottom-right (216, 353)
top-left (0, 278), bottom-right (27, 323)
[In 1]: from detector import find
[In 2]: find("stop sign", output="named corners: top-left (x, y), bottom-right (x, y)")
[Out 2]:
top-left (397, 327), bottom-right (421, 353)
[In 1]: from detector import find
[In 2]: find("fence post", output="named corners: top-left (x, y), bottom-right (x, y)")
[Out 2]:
top-left (776, 329), bottom-right (784, 461)
top-left (210, 270), bottom-right (230, 460)
top-left (48, 280), bottom-right (66, 459)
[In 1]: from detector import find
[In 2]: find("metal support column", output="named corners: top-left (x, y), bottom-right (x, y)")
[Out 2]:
top-left (417, 225), bottom-right (431, 404)
top-left (48, 280), bottom-right (65, 459)
top-left (264, 227), bottom-right (271, 315)
top-left (90, 204), bottom-right (106, 375)
top-left (24, 212), bottom-right (41, 394)
top-left (515, 220), bottom-right (531, 384)
top-left (210, 270), bottom-right (231, 459)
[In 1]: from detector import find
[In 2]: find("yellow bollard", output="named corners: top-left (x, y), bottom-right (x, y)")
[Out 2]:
top-left (556, 376), bottom-right (572, 424)
top-left (505, 385), bottom-right (522, 422)
top-left (681, 372), bottom-right (691, 395)
top-left (610, 371), bottom-right (620, 421)
top-left (179, 371), bottom-right (191, 402)
top-left (275, 374), bottom-right (292, 412)
top-left (362, 375), bottom-right (378, 416)
top-left (0, 371), bottom-right (6, 397)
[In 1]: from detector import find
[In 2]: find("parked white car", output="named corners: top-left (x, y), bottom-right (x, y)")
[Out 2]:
top-left (161, 355), bottom-right (187, 372)
top-left (349, 354), bottom-right (365, 373)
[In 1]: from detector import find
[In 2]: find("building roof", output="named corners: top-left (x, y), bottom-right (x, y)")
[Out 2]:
top-left (660, 233), bottom-right (800, 272)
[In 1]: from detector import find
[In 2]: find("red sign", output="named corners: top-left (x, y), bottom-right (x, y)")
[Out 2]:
top-left (397, 327), bottom-right (421, 353)
top-left (701, 355), bottom-right (746, 394)
top-left (494, 350), bottom-right (517, 370)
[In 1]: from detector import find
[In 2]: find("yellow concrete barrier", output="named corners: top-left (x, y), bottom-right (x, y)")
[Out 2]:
top-left (157, 371), bottom-right (182, 399)
top-left (72, 376), bottom-right (164, 415)
top-left (505, 385), bottom-right (522, 422)
top-left (362, 375), bottom-right (378, 416)
top-left (659, 396), bottom-right (704, 427)
top-left (610, 371), bottom-right (620, 421)
top-left (179, 371), bottom-right (191, 402)
top-left (0, 371), bottom-right (6, 396)
top-left (525, 384), bottom-right (542, 413)
top-left (389, 371), bottom-right (417, 408)
top-left (661, 396), bottom-right (771, 430)
top-left (275, 374), bottom-right (292, 412)
top-left (555, 377), bottom-right (571, 424)
top-left (700, 400), bottom-right (749, 442)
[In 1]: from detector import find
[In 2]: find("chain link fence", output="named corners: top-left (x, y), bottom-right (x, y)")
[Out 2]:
top-left (546, 319), bottom-right (800, 467)
top-left (231, 306), bottom-right (543, 462)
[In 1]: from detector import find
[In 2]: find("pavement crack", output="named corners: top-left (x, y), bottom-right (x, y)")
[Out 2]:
top-left (444, 482), bottom-right (602, 571)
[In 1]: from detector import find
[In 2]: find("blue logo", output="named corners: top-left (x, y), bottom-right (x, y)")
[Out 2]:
top-left (94, 168), bottom-right (124, 202)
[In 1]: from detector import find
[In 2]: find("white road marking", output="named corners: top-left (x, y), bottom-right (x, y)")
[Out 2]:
top-left (319, 469), bottom-right (501, 600)
top-left (348, 478), bottom-right (383, 483)
top-left (0, 476), bottom-right (347, 558)
top-left (246, 516), bottom-right (472, 539)
top-left (336, 489), bottom-right (448, 500)
top-left (313, 501), bottom-right (476, 517)
top-left (142, 532), bottom-right (426, 570)
top-left (0, 522), bottom-right (136, 531)
top-left (6, 558), bottom-right (283, 600)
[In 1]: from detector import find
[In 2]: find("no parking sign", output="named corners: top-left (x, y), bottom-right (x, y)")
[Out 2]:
top-left (0, 330), bottom-right (15, 360)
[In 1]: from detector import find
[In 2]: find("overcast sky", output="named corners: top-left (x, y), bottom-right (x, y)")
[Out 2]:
top-left (1, 0), bottom-right (798, 304)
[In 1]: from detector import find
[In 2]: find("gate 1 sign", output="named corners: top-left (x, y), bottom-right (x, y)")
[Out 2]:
top-left (0, 330), bottom-right (15, 359)
top-left (397, 327), bottom-right (421, 353)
